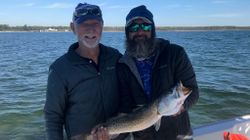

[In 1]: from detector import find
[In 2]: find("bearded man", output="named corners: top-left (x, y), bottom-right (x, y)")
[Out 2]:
top-left (117, 5), bottom-right (199, 140)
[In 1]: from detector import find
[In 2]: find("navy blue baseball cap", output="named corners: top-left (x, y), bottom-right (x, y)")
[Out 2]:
top-left (73, 3), bottom-right (103, 24)
top-left (126, 5), bottom-right (154, 27)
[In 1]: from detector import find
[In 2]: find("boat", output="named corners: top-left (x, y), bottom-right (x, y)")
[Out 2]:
top-left (193, 114), bottom-right (250, 139)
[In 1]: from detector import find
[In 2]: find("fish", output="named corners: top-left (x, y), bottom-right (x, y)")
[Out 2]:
top-left (71, 81), bottom-right (191, 140)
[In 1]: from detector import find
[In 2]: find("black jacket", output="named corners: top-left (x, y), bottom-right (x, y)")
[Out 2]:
top-left (44, 42), bottom-right (122, 139)
top-left (117, 38), bottom-right (199, 140)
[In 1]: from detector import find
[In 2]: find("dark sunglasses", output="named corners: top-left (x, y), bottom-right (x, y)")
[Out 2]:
top-left (74, 7), bottom-right (102, 18)
top-left (128, 23), bottom-right (152, 32)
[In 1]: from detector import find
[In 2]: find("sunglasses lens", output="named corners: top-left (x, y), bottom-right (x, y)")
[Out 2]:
top-left (75, 8), bottom-right (101, 17)
top-left (91, 8), bottom-right (101, 15)
top-left (129, 24), bottom-right (140, 32)
top-left (129, 23), bottom-right (152, 32)
top-left (141, 24), bottom-right (152, 31)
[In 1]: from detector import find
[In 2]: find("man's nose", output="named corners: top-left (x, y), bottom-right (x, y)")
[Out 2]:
top-left (136, 28), bottom-right (144, 35)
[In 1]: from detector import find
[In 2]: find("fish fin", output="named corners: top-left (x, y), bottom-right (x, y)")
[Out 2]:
top-left (177, 134), bottom-right (193, 139)
top-left (154, 118), bottom-right (161, 131)
top-left (132, 105), bottom-right (143, 111)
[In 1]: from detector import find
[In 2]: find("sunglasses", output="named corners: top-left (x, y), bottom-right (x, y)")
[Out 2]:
top-left (128, 23), bottom-right (152, 32)
top-left (74, 7), bottom-right (102, 18)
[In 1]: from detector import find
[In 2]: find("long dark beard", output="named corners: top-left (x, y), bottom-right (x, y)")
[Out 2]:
top-left (125, 36), bottom-right (156, 59)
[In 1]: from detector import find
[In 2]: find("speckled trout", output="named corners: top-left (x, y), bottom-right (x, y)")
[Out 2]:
top-left (71, 82), bottom-right (191, 140)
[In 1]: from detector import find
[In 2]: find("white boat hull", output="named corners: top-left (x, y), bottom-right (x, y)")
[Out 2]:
top-left (193, 114), bottom-right (250, 140)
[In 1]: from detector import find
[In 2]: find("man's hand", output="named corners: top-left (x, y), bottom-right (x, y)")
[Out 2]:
top-left (91, 126), bottom-right (110, 140)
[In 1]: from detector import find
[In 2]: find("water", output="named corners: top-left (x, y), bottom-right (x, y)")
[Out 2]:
top-left (0, 31), bottom-right (250, 139)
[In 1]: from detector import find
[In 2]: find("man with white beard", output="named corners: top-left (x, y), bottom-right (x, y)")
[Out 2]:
top-left (44, 3), bottom-right (122, 140)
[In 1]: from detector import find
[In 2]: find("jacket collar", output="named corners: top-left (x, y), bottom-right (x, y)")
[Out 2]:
top-left (120, 53), bottom-right (144, 88)
top-left (66, 42), bottom-right (105, 65)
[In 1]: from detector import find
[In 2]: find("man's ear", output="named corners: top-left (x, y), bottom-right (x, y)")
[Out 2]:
top-left (70, 22), bottom-right (76, 34)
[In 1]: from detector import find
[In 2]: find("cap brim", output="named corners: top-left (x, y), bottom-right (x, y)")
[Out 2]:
top-left (75, 15), bottom-right (103, 24)
top-left (126, 16), bottom-right (152, 27)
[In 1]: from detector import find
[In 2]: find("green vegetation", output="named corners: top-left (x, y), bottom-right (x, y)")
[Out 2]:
top-left (0, 24), bottom-right (70, 32)
top-left (1, 24), bottom-right (250, 32)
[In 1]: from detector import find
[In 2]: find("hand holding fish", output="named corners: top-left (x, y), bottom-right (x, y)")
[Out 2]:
top-left (90, 126), bottom-right (110, 140)
top-left (157, 82), bottom-right (190, 116)
top-left (71, 81), bottom-right (191, 140)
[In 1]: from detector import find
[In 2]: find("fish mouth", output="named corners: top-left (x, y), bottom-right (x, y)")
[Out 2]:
top-left (182, 87), bottom-right (191, 95)
top-left (178, 81), bottom-right (192, 96)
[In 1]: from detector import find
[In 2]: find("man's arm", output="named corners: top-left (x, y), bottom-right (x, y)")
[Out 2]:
top-left (116, 63), bottom-right (135, 113)
top-left (175, 47), bottom-right (199, 110)
top-left (44, 68), bottom-right (67, 140)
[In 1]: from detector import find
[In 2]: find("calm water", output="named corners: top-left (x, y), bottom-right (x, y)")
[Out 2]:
top-left (0, 31), bottom-right (250, 139)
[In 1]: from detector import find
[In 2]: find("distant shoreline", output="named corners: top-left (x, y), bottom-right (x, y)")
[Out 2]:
top-left (1, 29), bottom-right (250, 33)
top-left (1, 25), bottom-right (250, 32)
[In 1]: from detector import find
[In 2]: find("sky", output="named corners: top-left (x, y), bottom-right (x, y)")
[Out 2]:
top-left (0, 0), bottom-right (250, 26)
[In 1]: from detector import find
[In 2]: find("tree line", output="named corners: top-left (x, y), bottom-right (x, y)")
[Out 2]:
top-left (0, 24), bottom-right (70, 31)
